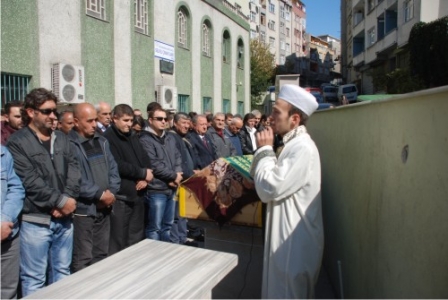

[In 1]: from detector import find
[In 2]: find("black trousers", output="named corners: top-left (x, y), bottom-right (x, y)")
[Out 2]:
top-left (108, 198), bottom-right (145, 256)
top-left (72, 211), bottom-right (110, 273)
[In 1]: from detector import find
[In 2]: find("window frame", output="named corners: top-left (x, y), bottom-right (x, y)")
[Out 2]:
top-left (134, 0), bottom-right (149, 35)
top-left (86, 0), bottom-right (106, 21)
top-left (178, 9), bottom-right (188, 48)
top-left (404, 0), bottom-right (414, 22)
top-left (1, 72), bottom-right (31, 106)
top-left (202, 22), bottom-right (211, 57)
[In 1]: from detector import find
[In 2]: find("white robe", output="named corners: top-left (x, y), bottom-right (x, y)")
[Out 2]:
top-left (250, 126), bottom-right (324, 299)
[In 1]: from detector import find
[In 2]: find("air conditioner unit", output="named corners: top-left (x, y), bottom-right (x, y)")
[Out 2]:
top-left (157, 85), bottom-right (178, 111)
top-left (52, 63), bottom-right (85, 103)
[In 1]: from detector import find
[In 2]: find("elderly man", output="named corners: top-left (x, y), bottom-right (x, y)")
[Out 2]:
top-left (251, 109), bottom-right (264, 131)
top-left (250, 84), bottom-right (324, 299)
top-left (68, 103), bottom-right (120, 272)
top-left (224, 116), bottom-right (243, 155)
top-left (1, 101), bottom-right (23, 145)
top-left (186, 114), bottom-right (217, 169)
top-left (58, 111), bottom-right (74, 134)
top-left (95, 102), bottom-right (112, 135)
top-left (207, 113), bottom-right (236, 158)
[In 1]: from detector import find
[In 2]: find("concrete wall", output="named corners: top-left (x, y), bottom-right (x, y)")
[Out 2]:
top-left (307, 86), bottom-right (448, 298)
top-left (1, 0), bottom-right (40, 87)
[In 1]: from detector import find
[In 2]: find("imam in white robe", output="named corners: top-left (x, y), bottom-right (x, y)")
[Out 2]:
top-left (250, 125), bottom-right (324, 299)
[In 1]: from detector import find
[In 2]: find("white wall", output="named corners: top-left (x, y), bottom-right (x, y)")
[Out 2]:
top-left (114, 0), bottom-right (132, 105)
top-left (37, 0), bottom-right (82, 88)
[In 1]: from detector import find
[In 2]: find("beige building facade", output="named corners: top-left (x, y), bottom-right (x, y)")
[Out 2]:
top-left (341, 0), bottom-right (448, 94)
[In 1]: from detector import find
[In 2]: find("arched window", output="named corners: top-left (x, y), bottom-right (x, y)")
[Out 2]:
top-left (237, 39), bottom-right (244, 69)
top-left (178, 9), bottom-right (187, 48)
top-left (222, 30), bottom-right (230, 63)
top-left (202, 22), bottom-right (211, 56)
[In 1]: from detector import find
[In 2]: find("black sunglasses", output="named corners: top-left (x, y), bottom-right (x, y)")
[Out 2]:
top-left (153, 117), bottom-right (168, 122)
top-left (34, 108), bottom-right (58, 115)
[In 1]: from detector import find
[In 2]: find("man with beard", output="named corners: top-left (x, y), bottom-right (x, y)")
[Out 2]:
top-left (1, 101), bottom-right (23, 145)
top-left (250, 84), bottom-right (323, 299)
top-left (7, 88), bottom-right (80, 296)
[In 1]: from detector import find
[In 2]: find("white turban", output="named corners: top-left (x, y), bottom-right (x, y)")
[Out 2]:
top-left (278, 84), bottom-right (318, 116)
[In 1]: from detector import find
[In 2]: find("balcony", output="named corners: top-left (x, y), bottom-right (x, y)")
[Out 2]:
top-left (377, 28), bottom-right (397, 53)
top-left (353, 51), bottom-right (365, 67)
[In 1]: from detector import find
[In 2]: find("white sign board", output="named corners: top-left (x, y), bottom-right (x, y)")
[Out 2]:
top-left (154, 40), bottom-right (175, 62)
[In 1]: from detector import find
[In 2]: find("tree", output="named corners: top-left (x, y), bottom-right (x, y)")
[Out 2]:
top-left (250, 40), bottom-right (275, 107)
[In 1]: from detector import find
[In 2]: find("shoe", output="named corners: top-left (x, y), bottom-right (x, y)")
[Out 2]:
top-left (184, 241), bottom-right (199, 247)
top-left (194, 233), bottom-right (205, 242)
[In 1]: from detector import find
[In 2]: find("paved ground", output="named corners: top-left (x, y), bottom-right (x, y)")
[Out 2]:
top-left (188, 219), bottom-right (336, 299)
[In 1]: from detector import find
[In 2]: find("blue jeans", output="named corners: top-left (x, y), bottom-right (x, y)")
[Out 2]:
top-left (145, 192), bottom-right (175, 242)
top-left (20, 218), bottom-right (73, 297)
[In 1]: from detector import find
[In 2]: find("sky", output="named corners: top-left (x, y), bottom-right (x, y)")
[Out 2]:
top-left (304, 0), bottom-right (341, 39)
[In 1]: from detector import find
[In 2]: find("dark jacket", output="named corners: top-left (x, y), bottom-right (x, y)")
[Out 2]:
top-left (169, 129), bottom-right (199, 179)
top-left (139, 129), bottom-right (182, 194)
top-left (7, 127), bottom-right (81, 225)
top-left (224, 128), bottom-right (243, 156)
top-left (207, 127), bottom-right (236, 158)
top-left (68, 130), bottom-right (121, 216)
top-left (1, 121), bottom-right (18, 145)
top-left (185, 131), bottom-right (217, 169)
top-left (104, 124), bottom-right (150, 202)
top-left (238, 126), bottom-right (255, 155)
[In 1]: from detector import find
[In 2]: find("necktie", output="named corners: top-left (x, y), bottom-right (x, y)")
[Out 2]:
top-left (202, 136), bottom-right (209, 150)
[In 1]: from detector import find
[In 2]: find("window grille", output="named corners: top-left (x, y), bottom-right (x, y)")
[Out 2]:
top-left (134, 0), bottom-right (148, 34)
top-left (222, 99), bottom-right (230, 113)
top-left (202, 97), bottom-right (212, 113)
top-left (1, 73), bottom-right (31, 106)
top-left (178, 94), bottom-right (190, 113)
top-left (237, 101), bottom-right (244, 115)
top-left (86, 0), bottom-right (106, 20)
top-left (202, 23), bottom-right (211, 56)
top-left (178, 10), bottom-right (187, 47)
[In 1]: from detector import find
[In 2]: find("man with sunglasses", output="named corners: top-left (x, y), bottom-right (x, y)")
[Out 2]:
top-left (7, 88), bottom-right (81, 297)
top-left (139, 108), bottom-right (182, 242)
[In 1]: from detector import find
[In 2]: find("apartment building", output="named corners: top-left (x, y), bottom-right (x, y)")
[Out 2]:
top-left (1, 0), bottom-right (251, 115)
top-left (341, 0), bottom-right (448, 94)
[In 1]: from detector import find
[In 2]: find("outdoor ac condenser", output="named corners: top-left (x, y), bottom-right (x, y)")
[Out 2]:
top-left (157, 85), bottom-right (178, 111)
top-left (52, 63), bottom-right (85, 103)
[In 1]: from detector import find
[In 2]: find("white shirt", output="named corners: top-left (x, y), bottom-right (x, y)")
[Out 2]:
top-left (250, 125), bottom-right (324, 299)
top-left (246, 126), bottom-right (257, 152)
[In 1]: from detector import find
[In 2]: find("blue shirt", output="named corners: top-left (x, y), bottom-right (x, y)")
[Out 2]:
top-left (1, 145), bottom-right (25, 238)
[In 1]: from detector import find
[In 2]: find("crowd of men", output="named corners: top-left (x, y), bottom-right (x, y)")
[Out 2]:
top-left (0, 87), bottom-right (270, 298)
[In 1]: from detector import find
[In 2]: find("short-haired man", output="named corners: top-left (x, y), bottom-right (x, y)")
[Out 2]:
top-left (1, 146), bottom-right (25, 299)
top-left (58, 111), bottom-right (74, 135)
top-left (68, 103), bottom-right (121, 272)
top-left (139, 108), bottom-right (182, 241)
top-left (7, 88), bottom-right (81, 296)
top-left (250, 84), bottom-right (323, 298)
top-left (95, 102), bottom-right (112, 135)
top-left (251, 109), bottom-right (264, 131)
top-left (1, 101), bottom-right (23, 145)
top-left (186, 115), bottom-right (217, 169)
top-left (207, 113), bottom-right (236, 158)
top-left (169, 113), bottom-right (200, 245)
top-left (224, 113), bottom-right (233, 127)
top-left (103, 104), bottom-right (153, 254)
top-left (224, 116), bottom-right (243, 156)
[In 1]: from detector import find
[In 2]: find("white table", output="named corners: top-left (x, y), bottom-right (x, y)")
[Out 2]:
top-left (25, 239), bottom-right (238, 299)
